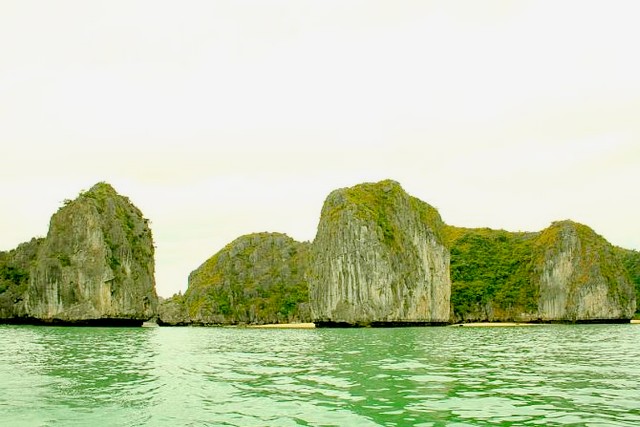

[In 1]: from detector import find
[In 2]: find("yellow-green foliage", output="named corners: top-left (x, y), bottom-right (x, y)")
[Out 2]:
top-left (324, 180), bottom-right (444, 246)
top-left (616, 247), bottom-right (640, 315)
top-left (447, 226), bottom-right (538, 320)
top-left (0, 238), bottom-right (43, 317)
top-left (184, 232), bottom-right (310, 324)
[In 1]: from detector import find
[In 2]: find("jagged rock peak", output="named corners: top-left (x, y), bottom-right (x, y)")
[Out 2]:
top-left (310, 179), bottom-right (450, 326)
top-left (24, 182), bottom-right (158, 324)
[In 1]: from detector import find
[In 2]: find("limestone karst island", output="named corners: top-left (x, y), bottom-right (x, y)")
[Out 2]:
top-left (1, 180), bottom-right (639, 327)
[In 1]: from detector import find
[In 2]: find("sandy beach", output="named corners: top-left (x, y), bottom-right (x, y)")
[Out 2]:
top-left (248, 323), bottom-right (316, 329)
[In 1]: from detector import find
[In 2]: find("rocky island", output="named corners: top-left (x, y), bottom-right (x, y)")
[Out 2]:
top-left (0, 183), bottom-right (158, 325)
top-left (159, 232), bottom-right (310, 326)
top-left (160, 179), bottom-right (638, 327)
top-left (448, 221), bottom-right (636, 323)
top-left (2, 179), bottom-right (638, 327)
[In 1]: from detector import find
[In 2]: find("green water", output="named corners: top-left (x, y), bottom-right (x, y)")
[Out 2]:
top-left (1, 325), bottom-right (639, 426)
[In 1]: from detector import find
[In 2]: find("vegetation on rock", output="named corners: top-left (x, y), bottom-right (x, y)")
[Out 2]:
top-left (310, 180), bottom-right (450, 326)
top-left (180, 232), bottom-right (310, 325)
top-left (1, 182), bottom-right (158, 324)
top-left (446, 226), bottom-right (538, 322)
top-left (447, 220), bottom-right (636, 322)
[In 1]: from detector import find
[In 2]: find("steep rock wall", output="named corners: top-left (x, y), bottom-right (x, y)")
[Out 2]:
top-left (534, 221), bottom-right (635, 321)
top-left (309, 180), bottom-right (450, 325)
top-left (24, 183), bottom-right (157, 323)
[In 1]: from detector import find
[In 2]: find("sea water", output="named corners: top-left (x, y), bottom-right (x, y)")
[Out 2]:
top-left (1, 324), bottom-right (639, 426)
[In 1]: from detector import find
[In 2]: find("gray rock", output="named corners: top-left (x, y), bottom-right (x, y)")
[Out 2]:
top-left (535, 221), bottom-right (635, 322)
top-left (309, 180), bottom-right (450, 325)
top-left (23, 182), bottom-right (157, 324)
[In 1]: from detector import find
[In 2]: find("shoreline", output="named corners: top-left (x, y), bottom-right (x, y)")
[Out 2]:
top-left (450, 322), bottom-right (542, 327)
top-left (247, 323), bottom-right (316, 329)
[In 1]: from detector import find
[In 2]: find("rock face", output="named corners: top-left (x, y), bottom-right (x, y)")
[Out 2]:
top-left (534, 221), bottom-right (635, 322)
top-left (0, 182), bottom-right (159, 325)
top-left (309, 180), bottom-right (450, 326)
top-left (157, 295), bottom-right (190, 326)
top-left (448, 221), bottom-right (636, 323)
top-left (179, 232), bottom-right (310, 325)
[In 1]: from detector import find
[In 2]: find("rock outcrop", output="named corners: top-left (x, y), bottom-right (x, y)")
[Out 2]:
top-left (448, 221), bottom-right (636, 323)
top-left (177, 232), bottom-right (310, 325)
top-left (309, 180), bottom-right (450, 326)
top-left (157, 295), bottom-right (190, 326)
top-left (0, 182), bottom-right (158, 325)
top-left (534, 221), bottom-right (635, 322)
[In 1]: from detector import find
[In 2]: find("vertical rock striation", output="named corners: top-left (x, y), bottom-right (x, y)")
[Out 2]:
top-left (309, 180), bottom-right (450, 326)
top-left (22, 183), bottom-right (158, 324)
top-left (534, 221), bottom-right (635, 322)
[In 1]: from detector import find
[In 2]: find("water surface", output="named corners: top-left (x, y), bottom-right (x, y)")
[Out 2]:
top-left (1, 324), bottom-right (639, 426)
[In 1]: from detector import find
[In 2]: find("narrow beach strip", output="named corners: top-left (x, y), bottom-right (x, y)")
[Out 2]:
top-left (248, 323), bottom-right (316, 329)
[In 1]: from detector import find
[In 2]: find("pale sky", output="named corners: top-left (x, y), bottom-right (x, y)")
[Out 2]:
top-left (1, 1), bottom-right (639, 297)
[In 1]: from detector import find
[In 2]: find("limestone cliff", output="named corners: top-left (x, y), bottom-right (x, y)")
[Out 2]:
top-left (534, 221), bottom-right (635, 322)
top-left (181, 232), bottom-right (310, 325)
top-left (448, 221), bottom-right (636, 323)
top-left (23, 183), bottom-right (158, 324)
top-left (309, 180), bottom-right (450, 326)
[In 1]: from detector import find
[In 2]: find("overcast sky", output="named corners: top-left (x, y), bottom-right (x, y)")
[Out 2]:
top-left (2, 1), bottom-right (639, 297)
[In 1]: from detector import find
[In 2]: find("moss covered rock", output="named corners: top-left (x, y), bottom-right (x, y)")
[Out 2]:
top-left (617, 247), bottom-right (640, 317)
top-left (534, 221), bottom-right (635, 322)
top-left (309, 180), bottom-right (450, 326)
top-left (20, 183), bottom-right (158, 324)
top-left (182, 232), bottom-right (310, 325)
top-left (0, 238), bottom-right (43, 320)
top-left (448, 220), bottom-right (636, 322)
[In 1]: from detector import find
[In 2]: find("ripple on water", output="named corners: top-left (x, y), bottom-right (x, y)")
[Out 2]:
top-left (2, 324), bottom-right (640, 426)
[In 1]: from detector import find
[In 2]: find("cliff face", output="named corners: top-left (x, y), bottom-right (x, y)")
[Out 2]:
top-left (309, 180), bottom-right (450, 326)
top-left (534, 221), bottom-right (635, 322)
top-left (449, 221), bottom-right (636, 323)
top-left (180, 232), bottom-right (310, 325)
top-left (22, 183), bottom-right (157, 324)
